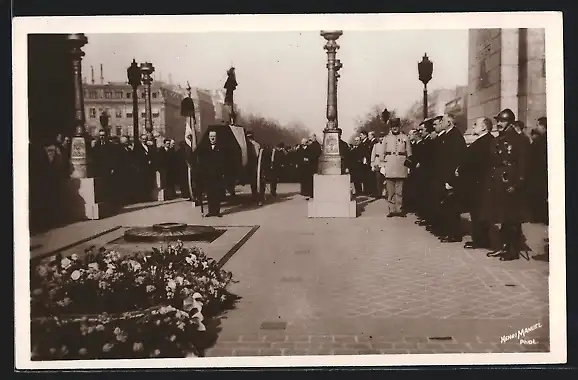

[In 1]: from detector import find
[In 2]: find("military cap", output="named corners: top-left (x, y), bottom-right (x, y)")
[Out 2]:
top-left (390, 118), bottom-right (401, 127)
top-left (494, 108), bottom-right (516, 124)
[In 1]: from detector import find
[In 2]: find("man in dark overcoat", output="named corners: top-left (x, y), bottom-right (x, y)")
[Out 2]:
top-left (457, 117), bottom-right (495, 249)
top-left (527, 117), bottom-right (548, 224)
top-left (479, 108), bottom-right (530, 261)
top-left (197, 129), bottom-right (227, 217)
top-left (436, 113), bottom-right (467, 242)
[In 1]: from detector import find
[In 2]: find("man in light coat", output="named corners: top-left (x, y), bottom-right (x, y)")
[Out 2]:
top-left (383, 118), bottom-right (412, 217)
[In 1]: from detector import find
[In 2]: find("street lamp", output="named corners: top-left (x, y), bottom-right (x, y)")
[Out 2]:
top-left (127, 58), bottom-right (142, 140)
top-left (418, 53), bottom-right (433, 120)
top-left (140, 62), bottom-right (155, 134)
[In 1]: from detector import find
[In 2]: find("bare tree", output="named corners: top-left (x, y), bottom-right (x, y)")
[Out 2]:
top-left (237, 113), bottom-right (311, 147)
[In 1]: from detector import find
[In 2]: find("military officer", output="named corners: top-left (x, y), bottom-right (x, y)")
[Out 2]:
top-left (382, 118), bottom-right (412, 217)
top-left (480, 108), bottom-right (530, 261)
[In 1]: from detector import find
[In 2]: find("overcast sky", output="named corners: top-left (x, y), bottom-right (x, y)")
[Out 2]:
top-left (83, 30), bottom-right (468, 138)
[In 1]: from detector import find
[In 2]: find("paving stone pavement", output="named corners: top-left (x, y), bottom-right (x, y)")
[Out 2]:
top-left (29, 184), bottom-right (550, 356)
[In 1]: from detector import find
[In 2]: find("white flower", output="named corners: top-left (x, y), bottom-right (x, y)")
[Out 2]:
top-left (146, 285), bottom-right (156, 293)
top-left (185, 257), bottom-right (193, 265)
top-left (88, 262), bottom-right (99, 271)
top-left (61, 258), bottom-right (72, 270)
top-left (133, 342), bottom-right (144, 352)
top-left (105, 268), bottom-right (114, 276)
top-left (71, 270), bottom-right (81, 281)
top-left (175, 276), bottom-right (184, 285)
top-left (102, 343), bottom-right (114, 352)
top-left (78, 348), bottom-right (88, 355)
top-left (70, 254), bottom-right (79, 261)
top-left (167, 280), bottom-right (177, 290)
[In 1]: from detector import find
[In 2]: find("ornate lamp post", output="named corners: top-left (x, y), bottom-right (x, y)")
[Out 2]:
top-left (68, 33), bottom-right (89, 179)
top-left (140, 62), bottom-right (155, 133)
top-left (127, 59), bottom-right (142, 139)
top-left (418, 53), bottom-right (433, 120)
top-left (319, 30), bottom-right (343, 175)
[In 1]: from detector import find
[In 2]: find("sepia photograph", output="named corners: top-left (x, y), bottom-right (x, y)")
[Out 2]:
top-left (13, 13), bottom-right (565, 369)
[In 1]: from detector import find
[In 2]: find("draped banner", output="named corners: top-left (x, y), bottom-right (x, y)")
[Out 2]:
top-left (229, 125), bottom-right (248, 167)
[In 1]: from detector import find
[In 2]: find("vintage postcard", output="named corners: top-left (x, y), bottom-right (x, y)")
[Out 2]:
top-left (13, 12), bottom-right (565, 369)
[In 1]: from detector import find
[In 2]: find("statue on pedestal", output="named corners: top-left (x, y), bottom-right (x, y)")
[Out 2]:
top-left (223, 67), bottom-right (238, 125)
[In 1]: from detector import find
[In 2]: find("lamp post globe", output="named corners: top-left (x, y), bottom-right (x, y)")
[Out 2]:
top-left (418, 53), bottom-right (434, 120)
top-left (127, 59), bottom-right (142, 139)
top-left (127, 59), bottom-right (142, 87)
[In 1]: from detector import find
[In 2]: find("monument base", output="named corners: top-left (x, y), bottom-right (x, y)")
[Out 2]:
top-left (308, 174), bottom-right (357, 218)
top-left (152, 171), bottom-right (166, 201)
top-left (64, 177), bottom-right (117, 220)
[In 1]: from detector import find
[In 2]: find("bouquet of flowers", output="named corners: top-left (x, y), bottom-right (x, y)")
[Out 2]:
top-left (30, 242), bottom-right (234, 360)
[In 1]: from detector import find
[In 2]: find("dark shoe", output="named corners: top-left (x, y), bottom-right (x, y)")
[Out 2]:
top-left (398, 212), bottom-right (407, 217)
top-left (464, 241), bottom-right (478, 249)
top-left (500, 253), bottom-right (520, 261)
top-left (387, 213), bottom-right (395, 217)
top-left (441, 236), bottom-right (462, 243)
top-left (204, 213), bottom-right (216, 217)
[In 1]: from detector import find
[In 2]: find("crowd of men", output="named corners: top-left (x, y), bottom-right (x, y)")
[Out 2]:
top-left (30, 107), bottom-right (549, 261)
top-left (344, 108), bottom-right (548, 262)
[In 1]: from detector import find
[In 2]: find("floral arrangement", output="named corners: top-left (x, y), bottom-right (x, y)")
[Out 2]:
top-left (30, 242), bottom-right (234, 360)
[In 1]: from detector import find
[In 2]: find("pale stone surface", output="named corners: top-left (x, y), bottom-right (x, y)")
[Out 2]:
top-left (467, 28), bottom-right (546, 133)
top-left (64, 177), bottom-right (115, 220)
top-left (308, 174), bottom-right (357, 218)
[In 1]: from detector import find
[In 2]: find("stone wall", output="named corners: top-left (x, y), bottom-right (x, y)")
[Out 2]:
top-left (467, 28), bottom-right (546, 136)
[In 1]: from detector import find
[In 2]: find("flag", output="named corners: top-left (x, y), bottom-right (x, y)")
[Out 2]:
top-left (184, 118), bottom-right (197, 150)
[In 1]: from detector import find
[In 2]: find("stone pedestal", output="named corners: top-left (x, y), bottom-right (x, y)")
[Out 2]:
top-left (152, 171), bottom-right (166, 201)
top-left (308, 174), bottom-right (357, 218)
top-left (64, 177), bottom-right (116, 220)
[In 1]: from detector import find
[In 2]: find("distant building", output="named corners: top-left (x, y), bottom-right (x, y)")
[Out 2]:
top-left (82, 81), bottom-right (219, 143)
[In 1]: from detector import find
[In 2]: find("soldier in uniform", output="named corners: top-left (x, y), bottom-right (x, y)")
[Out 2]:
top-left (382, 118), bottom-right (412, 217)
top-left (480, 108), bottom-right (529, 261)
top-left (456, 117), bottom-right (495, 249)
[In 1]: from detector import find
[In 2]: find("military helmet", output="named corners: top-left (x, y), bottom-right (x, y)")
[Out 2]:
top-left (494, 108), bottom-right (516, 124)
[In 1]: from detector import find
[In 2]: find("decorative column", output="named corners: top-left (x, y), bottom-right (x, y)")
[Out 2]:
top-left (140, 62), bottom-right (155, 134)
top-left (308, 30), bottom-right (356, 218)
top-left (65, 34), bottom-right (114, 220)
top-left (68, 33), bottom-right (89, 179)
top-left (318, 30), bottom-right (343, 175)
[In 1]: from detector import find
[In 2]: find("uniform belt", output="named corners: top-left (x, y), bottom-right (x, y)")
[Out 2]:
top-left (385, 152), bottom-right (407, 156)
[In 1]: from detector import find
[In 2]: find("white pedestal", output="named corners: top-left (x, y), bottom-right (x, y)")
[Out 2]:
top-left (307, 174), bottom-right (357, 218)
top-left (152, 171), bottom-right (166, 201)
top-left (64, 177), bottom-right (116, 220)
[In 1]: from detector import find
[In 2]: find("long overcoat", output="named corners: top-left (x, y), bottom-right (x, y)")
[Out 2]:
top-left (479, 127), bottom-right (530, 223)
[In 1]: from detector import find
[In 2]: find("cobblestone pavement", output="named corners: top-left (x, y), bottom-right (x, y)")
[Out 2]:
top-left (29, 184), bottom-right (550, 356)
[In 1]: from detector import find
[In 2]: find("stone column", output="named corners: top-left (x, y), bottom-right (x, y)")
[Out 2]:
top-left (140, 62), bottom-right (155, 133)
top-left (318, 30), bottom-right (343, 175)
top-left (65, 34), bottom-right (115, 220)
top-left (68, 33), bottom-right (89, 179)
top-left (308, 31), bottom-right (356, 218)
